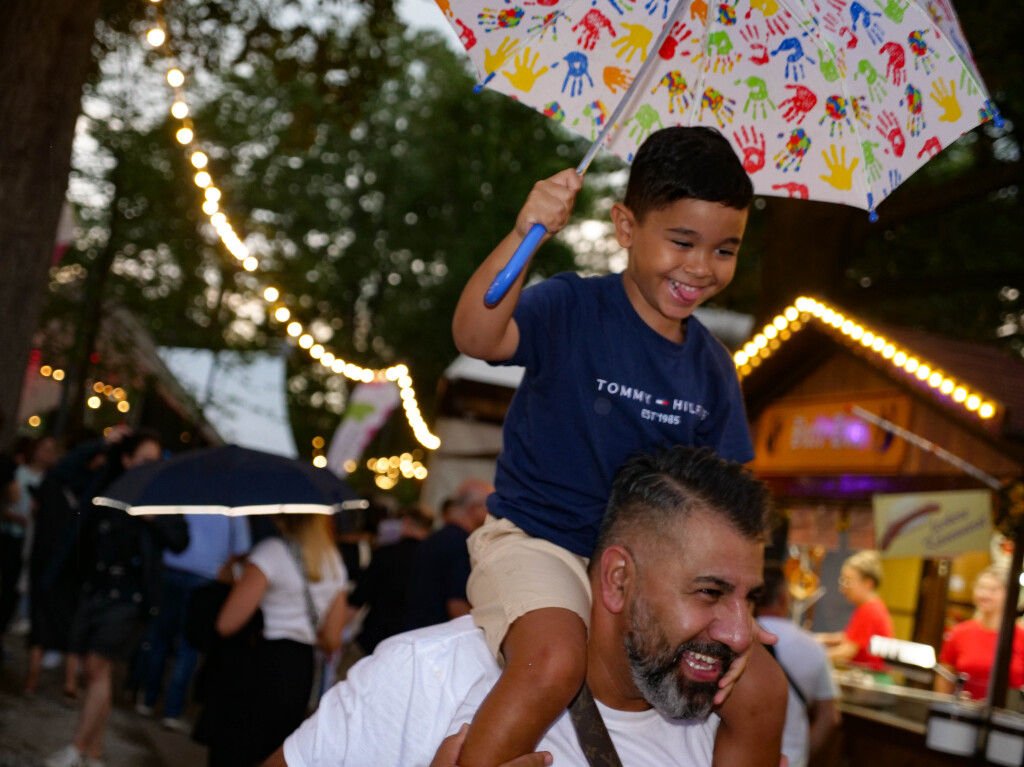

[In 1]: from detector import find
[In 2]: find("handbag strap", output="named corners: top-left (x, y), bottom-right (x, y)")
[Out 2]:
top-left (568, 682), bottom-right (623, 767)
top-left (284, 539), bottom-right (320, 634)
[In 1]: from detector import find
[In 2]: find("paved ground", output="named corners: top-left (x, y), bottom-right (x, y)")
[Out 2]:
top-left (0, 637), bottom-right (208, 767)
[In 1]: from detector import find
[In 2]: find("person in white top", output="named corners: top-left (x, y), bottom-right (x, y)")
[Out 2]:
top-left (756, 564), bottom-right (841, 767)
top-left (208, 513), bottom-right (349, 767)
top-left (263, 446), bottom-right (786, 767)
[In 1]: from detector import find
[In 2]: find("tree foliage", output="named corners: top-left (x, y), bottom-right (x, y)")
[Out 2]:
top-left (43, 0), bottom-right (593, 460)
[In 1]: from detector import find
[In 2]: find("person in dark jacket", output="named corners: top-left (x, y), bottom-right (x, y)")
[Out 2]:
top-left (348, 506), bottom-right (432, 656)
top-left (25, 437), bottom-right (110, 699)
top-left (46, 431), bottom-right (188, 767)
top-left (404, 480), bottom-right (490, 631)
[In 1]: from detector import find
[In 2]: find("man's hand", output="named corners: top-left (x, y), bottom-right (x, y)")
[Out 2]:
top-left (431, 724), bottom-right (552, 767)
top-left (515, 168), bottom-right (583, 240)
top-left (714, 622), bottom-right (777, 706)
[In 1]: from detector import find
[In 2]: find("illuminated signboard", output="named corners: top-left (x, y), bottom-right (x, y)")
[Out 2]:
top-left (751, 394), bottom-right (910, 473)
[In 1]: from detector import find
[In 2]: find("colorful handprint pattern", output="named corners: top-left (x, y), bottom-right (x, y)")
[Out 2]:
top-left (442, 0), bottom-right (998, 212)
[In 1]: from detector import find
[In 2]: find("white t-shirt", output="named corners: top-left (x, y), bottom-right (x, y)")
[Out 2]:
top-left (758, 616), bottom-right (839, 767)
top-left (248, 537), bottom-right (347, 645)
top-left (284, 616), bottom-right (719, 767)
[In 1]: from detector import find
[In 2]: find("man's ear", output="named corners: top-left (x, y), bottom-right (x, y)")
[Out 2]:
top-left (598, 544), bottom-right (636, 616)
top-left (610, 203), bottom-right (635, 248)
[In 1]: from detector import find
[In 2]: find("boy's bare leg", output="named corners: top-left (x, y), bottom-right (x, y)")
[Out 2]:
top-left (458, 607), bottom-right (587, 767)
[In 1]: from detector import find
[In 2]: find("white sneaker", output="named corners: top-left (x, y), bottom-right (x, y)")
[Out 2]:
top-left (160, 716), bottom-right (190, 734)
top-left (135, 701), bottom-right (155, 716)
top-left (44, 745), bottom-right (84, 767)
top-left (41, 650), bottom-right (63, 669)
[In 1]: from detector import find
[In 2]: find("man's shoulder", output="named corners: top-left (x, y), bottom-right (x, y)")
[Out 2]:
top-left (356, 614), bottom-right (499, 700)
top-left (374, 615), bottom-right (490, 661)
top-left (286, 618), bottom-right (495, 767)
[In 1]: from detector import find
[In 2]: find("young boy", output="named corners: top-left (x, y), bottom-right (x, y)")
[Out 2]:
top-left (451, 127), bottom-right (782, 767)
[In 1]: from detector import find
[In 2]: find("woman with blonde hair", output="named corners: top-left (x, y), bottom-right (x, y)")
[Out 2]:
top-left (204, 513), bottom-right (348, 767)
top-left (816, 550), bottom-right (894, 671)
top-left (936, 565), bottom-right (1024, 700)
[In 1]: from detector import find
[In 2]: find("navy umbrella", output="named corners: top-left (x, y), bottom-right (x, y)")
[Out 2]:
top-left (93, 444), bottom-right (365, 516)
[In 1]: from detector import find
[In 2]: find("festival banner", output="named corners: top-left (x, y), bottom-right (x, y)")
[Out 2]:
top-left (325, 381), bottom-right (400, 479)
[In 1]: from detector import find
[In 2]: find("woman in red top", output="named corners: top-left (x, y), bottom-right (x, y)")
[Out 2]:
top-left (936, 565), bottom-right (1024, 700)
top-left (817, 550), bottom-right (894, 671)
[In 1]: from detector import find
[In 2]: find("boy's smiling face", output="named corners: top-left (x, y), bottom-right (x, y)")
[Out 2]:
top-left (612, 197), bottom-right (748, 343)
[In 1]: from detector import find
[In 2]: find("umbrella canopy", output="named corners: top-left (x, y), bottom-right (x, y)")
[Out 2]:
top-left (441, 0), bottom-right (1000, 217)
top-left (93, 444), bottom-right (364, 516)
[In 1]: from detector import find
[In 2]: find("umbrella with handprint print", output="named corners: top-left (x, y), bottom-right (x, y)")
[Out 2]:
top-left (436, 0), bottom-right (1002, 304)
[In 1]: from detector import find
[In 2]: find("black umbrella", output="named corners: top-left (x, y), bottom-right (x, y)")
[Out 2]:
top-left (93, 444), bottom-right (365, 516)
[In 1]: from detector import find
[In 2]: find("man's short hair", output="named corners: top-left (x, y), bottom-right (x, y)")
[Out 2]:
top-left (623, 126), bottom-right (753, 221)
top-left (594, 446), bottom-right (773, 565)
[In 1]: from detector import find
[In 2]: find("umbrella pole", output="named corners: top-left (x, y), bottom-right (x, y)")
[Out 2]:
top-left (484, 1), bottom-right (693, 306)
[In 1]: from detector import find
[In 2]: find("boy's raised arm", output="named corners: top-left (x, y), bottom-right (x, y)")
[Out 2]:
top-left (452, 168), bottom-right (582, 362)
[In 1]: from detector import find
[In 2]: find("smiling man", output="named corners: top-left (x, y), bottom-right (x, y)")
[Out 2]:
top-left (262, 446), bottom-right (785, 767)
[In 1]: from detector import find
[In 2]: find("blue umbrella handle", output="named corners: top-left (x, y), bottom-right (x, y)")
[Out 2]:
top-left (483, 222), bottom-right (547, 306)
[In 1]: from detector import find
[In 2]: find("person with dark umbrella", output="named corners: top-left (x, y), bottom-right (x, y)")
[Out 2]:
top-left (46, 432), bottom-right (189, 767)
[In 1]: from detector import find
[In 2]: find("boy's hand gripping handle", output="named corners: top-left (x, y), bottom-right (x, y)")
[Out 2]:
top-left (479, 3), bottom-right (686, 309)
top-left (483, 223), bottom-right (547, 307)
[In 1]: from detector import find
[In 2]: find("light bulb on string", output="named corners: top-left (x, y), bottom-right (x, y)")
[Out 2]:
top-left (167, 68), bottom-right (185, 87)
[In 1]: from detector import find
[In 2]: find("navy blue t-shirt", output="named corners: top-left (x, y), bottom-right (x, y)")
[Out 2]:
top-left (488, 272), bottom-right (754, 557)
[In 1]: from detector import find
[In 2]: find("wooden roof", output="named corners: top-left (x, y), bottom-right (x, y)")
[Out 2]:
top-left (736, 297), bottom-right (1024, 453)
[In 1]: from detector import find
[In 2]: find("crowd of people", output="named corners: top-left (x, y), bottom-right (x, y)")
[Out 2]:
top-left (0, 422), bottom-right (506, 767)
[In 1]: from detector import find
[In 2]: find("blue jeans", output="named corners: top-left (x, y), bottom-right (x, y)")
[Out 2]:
top-left (141, 568), bottom-right (212, 718)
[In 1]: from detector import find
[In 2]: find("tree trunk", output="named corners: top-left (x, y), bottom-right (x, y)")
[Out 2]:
top-left (0, 1), bottom-right (101, 448)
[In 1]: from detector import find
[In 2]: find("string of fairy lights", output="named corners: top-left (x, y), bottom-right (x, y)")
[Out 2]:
top-left (733, 297), bottom-right (999, 421)
top-left (140, 0), bottom-right (440, 475)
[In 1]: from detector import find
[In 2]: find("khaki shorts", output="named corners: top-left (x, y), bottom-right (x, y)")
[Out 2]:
top-left (466, 515), bottom-right (591, 661)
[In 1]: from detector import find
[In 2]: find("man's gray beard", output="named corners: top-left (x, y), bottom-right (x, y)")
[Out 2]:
top-left (623, 596), bottom-right (736, 720)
